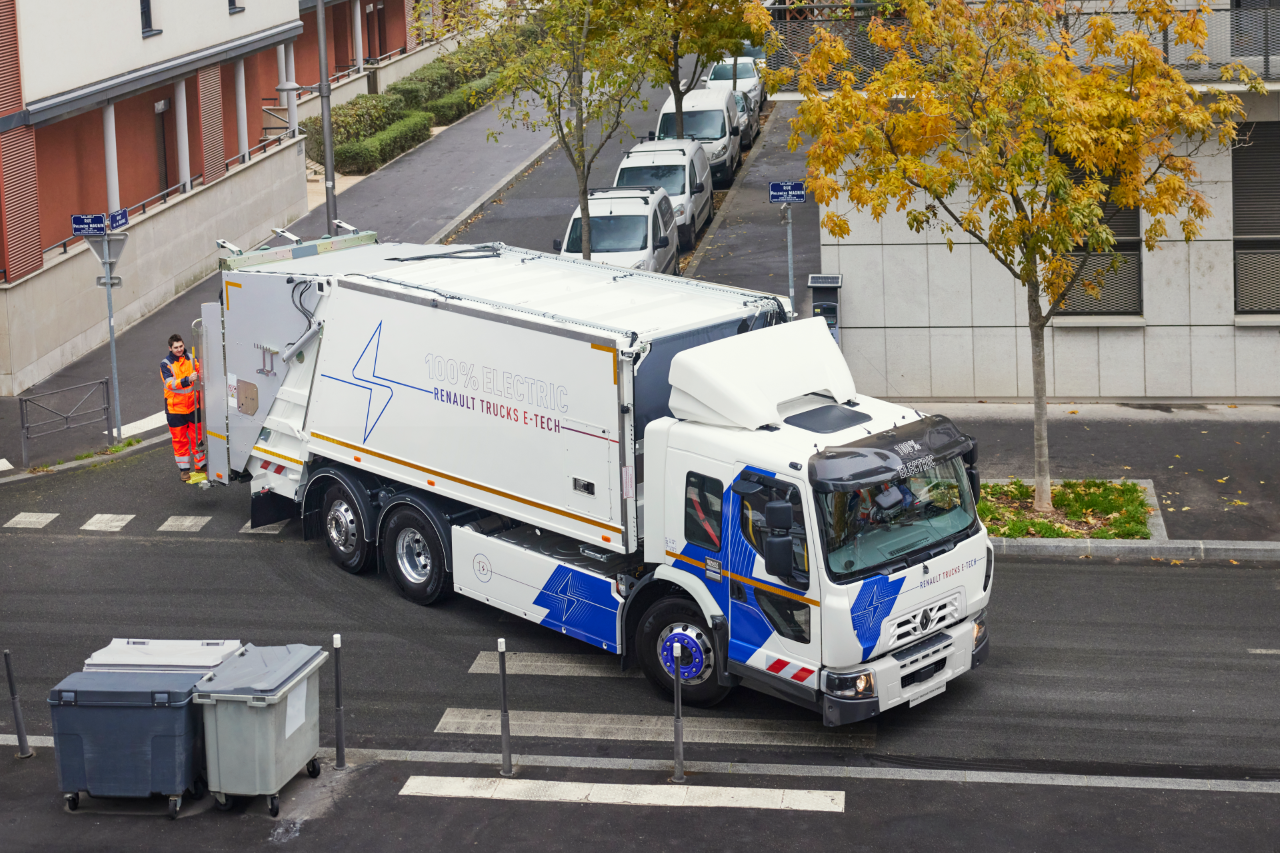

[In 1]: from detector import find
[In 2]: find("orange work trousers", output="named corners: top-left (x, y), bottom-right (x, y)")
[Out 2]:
top-left (168, 414), bottom-right (206, 471)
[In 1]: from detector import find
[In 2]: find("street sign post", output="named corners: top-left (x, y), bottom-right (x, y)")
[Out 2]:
top-left (769, 182), bottom-right (806, 317)
top-left (80, 224), bottom-right (128, 443)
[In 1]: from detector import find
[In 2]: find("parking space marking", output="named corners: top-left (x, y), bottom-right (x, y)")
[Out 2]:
top-left (4, 512), bottom-right (59, 529)
top-left (81, 514), bottom-right (135, 532)
top-left (469, 652), bottom-right (643, 678)
top-left (398, 776), bottom-right (845, 812)
top-left (103, 411), bottom-right (167, 439)
top-left (435, 709), bottom-right (875, 749)
top-left (239, 520), bottom-right (290, 534)
top-left (1248, 649), bottom-right (1280, 655)
top-left (158, 516), bottom-right (212, 533)
top-left (0, 735), bottom-right (53, 748)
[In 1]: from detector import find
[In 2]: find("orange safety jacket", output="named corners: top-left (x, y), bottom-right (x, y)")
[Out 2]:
top-left (160, 352), bottom-right (201, 415)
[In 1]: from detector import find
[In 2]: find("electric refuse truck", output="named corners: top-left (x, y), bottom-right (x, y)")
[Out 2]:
top-left (195, 232), bottom-right (992, 725)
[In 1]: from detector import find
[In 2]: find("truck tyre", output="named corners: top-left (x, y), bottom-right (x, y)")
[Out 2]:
top-left (382, 506), bottom-right (450, 605)
top-left (322, 485), bottom-right (374, 574)
top-left (637, 597), bottom-right (732, 707)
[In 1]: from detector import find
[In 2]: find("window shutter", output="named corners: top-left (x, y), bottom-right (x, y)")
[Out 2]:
top-left (1233, 122), bottom-right (1280, 237)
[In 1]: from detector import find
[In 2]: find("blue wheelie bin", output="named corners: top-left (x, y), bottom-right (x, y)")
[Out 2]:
top-left (48, 670), bottom-right (206, 818)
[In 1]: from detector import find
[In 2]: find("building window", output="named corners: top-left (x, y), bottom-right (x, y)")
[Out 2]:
top-left (140, 0), bottom-right (162, 37)
top-left (229, 0), bottom-right (246, 13)
top-left (1057, 204), bottom-right (1143, 315)
top-left (1233, 121), bottom-right (1280, 313)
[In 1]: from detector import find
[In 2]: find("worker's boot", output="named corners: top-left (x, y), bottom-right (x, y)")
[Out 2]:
top-left (180, 470), bottom-right (191, 482)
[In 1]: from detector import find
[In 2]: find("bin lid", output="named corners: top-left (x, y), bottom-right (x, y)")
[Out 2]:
top-left (193, 644), bottom-right (325, 701)
top-left (84, 638), bottom-right (244, 671)
top-left (48, 670), bottom-right (204, 707)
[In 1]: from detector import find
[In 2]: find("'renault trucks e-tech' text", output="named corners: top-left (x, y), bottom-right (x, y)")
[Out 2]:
top-left (195, 232), bottom-right (992, 726)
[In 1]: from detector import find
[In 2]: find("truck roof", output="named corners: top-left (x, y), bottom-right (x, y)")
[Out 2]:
top-left (228, 240), bottom-right (783, 343)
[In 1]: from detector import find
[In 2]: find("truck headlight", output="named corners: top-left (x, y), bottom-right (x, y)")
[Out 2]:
top-left (631, 260), bottom-right (649, 270)
top-left (673, 203), bottom-right (686, 219)
top-left (823, 668), bottom-right (876, 699)
top-left (973, 609), bottom-right (987, 647)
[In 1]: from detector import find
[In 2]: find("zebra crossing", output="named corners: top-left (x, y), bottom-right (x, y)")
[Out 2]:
top-left (3, 511), bottom-right (291, 534)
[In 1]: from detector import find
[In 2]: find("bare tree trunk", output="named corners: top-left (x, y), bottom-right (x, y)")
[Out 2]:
top-left (670, 39), bottom-right (684, 140)
top-left (577, 179), bottom-right (592, 260)
top-left (1026, 283), bottom-right (1053, 513)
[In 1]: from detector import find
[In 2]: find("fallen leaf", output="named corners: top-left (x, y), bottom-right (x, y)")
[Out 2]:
top-left (1200, 431), bottom-right (1208, 434)
top-left (1218, 476), bottom-right (1229, 482)
top-left (1068, 410), bottom-right (1078, 414)
top-left (1170, 560), bottom-right (1183, 565)
top-left (1230, 559), bottom-right (1239, 564)
top-left (1123, 466), bottom-right (1131, 469)
top-left (1175, 455), bottom-right (1181, 458)
top-left (1182, 507), bottom-right (1190, 511)
top-left (1228, 404), bottom-right (1238, 408)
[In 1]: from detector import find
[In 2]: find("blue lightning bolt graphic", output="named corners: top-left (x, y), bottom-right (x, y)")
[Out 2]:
top-left (320, 323), bottom-right (394, 442)
top-left (849, 574), bottom-right (905, 661)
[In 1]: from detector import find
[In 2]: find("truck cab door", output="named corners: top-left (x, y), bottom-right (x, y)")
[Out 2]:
top-left (725, 467), bottom-right (822, 692)
top-left (663, 449), bottom-right (735, 618)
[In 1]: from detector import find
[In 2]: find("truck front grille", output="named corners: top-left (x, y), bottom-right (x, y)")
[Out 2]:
top-left (886, 594), bottom-right (961, 649)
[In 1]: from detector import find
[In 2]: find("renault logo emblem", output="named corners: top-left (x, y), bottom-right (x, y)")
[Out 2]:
top-left (919, 611), bottom-right (933, 631)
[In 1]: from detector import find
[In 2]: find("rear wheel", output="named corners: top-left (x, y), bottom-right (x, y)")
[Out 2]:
top-left (638, 597), bottom-right (732, 707)
top-left (322, 485), bottom-right (374, 574)
top-left (382, 506), bottom-right (450, 605)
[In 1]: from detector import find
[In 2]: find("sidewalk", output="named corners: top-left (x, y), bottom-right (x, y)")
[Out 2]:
top-left (0, 105), bottom-right (551, 473)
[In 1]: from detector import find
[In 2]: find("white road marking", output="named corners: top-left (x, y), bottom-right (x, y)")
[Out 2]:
top-left (239, 520), bottom-right (290, 534)
top-left (1248, 649), bottom-right (1280, 655)
top-left (4, 513), bottom-right (59, 529)
top-left (398, 776), bottom-right (845, 812)
top-left (104, 411), bottom-right (167, 438)
top-left (469, 652), bottom-right (642, 678)
top-left (0, 735), bottom-right (54, 748)
top-left (81, 514), bottom-right (135, 532)
top-left (158, 516), bottom-right (212, 533)
top-left (0, 458), bottom-right (13, 472)
top-left (435, 709), bottom-right (874, 749)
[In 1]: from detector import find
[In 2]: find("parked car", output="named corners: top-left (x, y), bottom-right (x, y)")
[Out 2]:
top-left (703, 57), bottom-right (763, 111)
top-left (733, 91), bottom-right (759, 150)
top-left (615, 140), bottom-right (712, 251)
top-left (655, 89), bottom-right (740, 188)
top-left (554, 186), bottom-right (681, 275)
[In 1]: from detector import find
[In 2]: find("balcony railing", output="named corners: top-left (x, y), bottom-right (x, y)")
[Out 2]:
top-left (43, 174), bottom-right (205, 257)
top-left (766, 6), bottom-right (1280, 89)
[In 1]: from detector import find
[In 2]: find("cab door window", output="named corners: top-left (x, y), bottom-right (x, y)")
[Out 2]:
top-left (737, 474), bottom-right (809, 585)
top-left (684, 472), bottom-right (723, 552)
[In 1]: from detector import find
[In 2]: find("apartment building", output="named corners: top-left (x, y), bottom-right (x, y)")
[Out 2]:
top-left (773, 3), bottom-right (1280, 401)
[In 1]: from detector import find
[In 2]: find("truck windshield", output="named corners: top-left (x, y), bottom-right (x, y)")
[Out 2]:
top-left (564, 215), bottom-right (648, 253)
top-left (657, 111), bottom-right (725, 142)
top-left (814, 457), bottom-right (977, 583)
top-left (617, 165), bottom-right (686, 197)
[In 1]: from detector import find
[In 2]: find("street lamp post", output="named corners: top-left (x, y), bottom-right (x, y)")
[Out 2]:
top-left (313, 1), bottom-right (338, 235)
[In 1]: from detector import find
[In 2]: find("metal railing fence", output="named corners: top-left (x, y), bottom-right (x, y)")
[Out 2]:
top-left (18, 378), bottom-right (114, 469)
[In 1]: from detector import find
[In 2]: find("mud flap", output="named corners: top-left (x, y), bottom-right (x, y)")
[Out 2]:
top-left (251, 489), bottom-right (297, 528)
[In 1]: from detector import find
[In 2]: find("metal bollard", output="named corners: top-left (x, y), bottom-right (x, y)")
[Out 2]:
top-left (333, 633), bottom-right (346, 770)
top-left (498, 638), bottom-right (513, 777)
top-left (4, 650), bottom-right (33, 759)
top-left (671, 641), bottom-right (685, 783)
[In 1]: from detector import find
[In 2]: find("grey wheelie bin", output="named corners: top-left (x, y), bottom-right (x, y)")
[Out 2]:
top-left (84, 638), bottom-right (242, 671)
top-left (192, 644), bottom-right (328, 817)
top-left (48, 670), bottom-right (206, 818)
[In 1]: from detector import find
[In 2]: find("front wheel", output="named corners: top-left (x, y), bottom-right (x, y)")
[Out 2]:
top-left (637, 597), bottom-right (732, 707)
top-left (322, 485), bottom-right (374, 574)
top-left (268, 794), bottom-right (280, 818)
top-left (382, 505), bottom-right (450, 605)
top-left (307, 758), bottom-right (321, 779)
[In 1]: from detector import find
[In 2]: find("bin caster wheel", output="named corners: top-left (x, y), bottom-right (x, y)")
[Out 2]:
top-left (215, 795), bottom-right (236, 812)
top-left (168, 796), bottom-right (181, 820)
top-left (307, 758), bottom-right (321, 779)
top-left (64, 793), bottom-right (79, 811)
top-left (268, 794), bottom-right (280, 818)
top-left (191, 777), bottom-right (207, 801)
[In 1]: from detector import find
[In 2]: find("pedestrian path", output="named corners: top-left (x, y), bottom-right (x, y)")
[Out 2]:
top-left (3, 510), bottom-right (290, 535)
top-left (469, 652), bottom-right (642, 678)
top-left (435, 708), bottom-right (875, 749)
top-left (398, 775), bottom-right (845, 812)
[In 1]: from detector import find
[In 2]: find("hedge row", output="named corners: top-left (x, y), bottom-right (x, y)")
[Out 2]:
top-left (333, 111), bottom-right (435, 175)
top-left (299, 93), bottom-right (407, 163)
top-left (419, 71), bottom-right (501, 126)
top-left (385, 62), bottom-right (464, 111)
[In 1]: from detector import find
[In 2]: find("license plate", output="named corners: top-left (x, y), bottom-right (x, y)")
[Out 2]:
top-left (909, 681), bottom-right (946, 708)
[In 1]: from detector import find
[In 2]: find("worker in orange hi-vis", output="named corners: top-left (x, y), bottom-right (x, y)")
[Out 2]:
top-left (160, 333), bottom-right (205, 482)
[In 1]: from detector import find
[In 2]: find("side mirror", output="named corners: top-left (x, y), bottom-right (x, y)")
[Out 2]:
top-left (552, 239), bottom-right (563, 252)
top-left (700, 76), bottom-right (708, 83)
top-left (647, 130), bottom-right (656, 141)
top-left (967, 467), bottom-right (981, 503)
top-left (729, 125), bottom-right (740, 137)
top-left (765, 500), bottom-right (792, 531)
top-left (731, 479), bottom-right (763, 497)
top-left (693, 181), bottom-right (705, 195)
top-left (764, 534), bottom-right (793, 581)
top-left (655, 235), bottom-right (670, 249)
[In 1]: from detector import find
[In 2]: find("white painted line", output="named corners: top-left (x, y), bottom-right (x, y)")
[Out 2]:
top-left (239, 519), bottom-right (289, 534)
top-left (4, 512), bottom-right (59, 529)
top-left (398, 776), bottom-right (845, 812)
top-left (0, 458), bottom-right (13, 472)
top-left (1248, 649), bottom-right (1280, 655)
top-left (0, 735), bottom-right (54, 748)
top-left (81, 514), bottom-right (135, 532)
top-left (158, 515), bottom-right (212, 533)
top-left (469, 652), bottom-right (643, 678)
top-left (104, 411), bottom-right (167, 438)
top-left (323, 748), bottom-right (1280, 796)
top-left (435, 709), bottom-right (874, 749)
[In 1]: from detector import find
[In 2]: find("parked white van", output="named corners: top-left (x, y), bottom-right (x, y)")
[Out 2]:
top-left (703, 57), bottom-right (764, 110)
top-left (655, 89), bottom-right (740, 188)
top-left (615, 140), bottom-right (712, 251)
top-left (554, 186), bottom-right (681, 275)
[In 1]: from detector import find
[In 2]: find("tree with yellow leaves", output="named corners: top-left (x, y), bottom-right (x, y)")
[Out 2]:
top-left (747, 0), bottom-right (1264, 511)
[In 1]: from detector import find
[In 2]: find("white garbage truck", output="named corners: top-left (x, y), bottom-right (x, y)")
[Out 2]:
top-left (195, 232), bottom-right (992, 725)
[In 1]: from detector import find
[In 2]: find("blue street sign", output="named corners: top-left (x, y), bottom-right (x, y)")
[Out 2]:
top-left (109, 208), bottom-right (128, 230)
top-left (71, 213), bottom-right (107, 236)
top-left (769, 181), bottom-right (806, 204)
